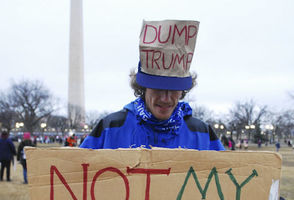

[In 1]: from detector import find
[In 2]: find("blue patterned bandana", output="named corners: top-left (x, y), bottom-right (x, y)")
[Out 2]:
top-left (133, 98), bottom-right (192, 134)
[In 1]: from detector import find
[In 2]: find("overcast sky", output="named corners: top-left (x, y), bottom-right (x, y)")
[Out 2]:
top-left (0, 0), bottom-right (293, 116)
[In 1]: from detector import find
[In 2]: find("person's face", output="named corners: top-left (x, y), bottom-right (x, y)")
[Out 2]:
top-left (144, 88), bottom-right (182, 120)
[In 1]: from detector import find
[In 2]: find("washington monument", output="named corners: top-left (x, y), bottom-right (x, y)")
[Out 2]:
top-left (68, 0), bottom-right (85, 128)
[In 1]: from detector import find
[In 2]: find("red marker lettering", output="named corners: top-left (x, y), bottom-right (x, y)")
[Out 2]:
top-left (152, 51), bottom-right (162, 69)
top-left (172, 25), bottom-right (187, 45)
top-left (50, 164), bottom-right (89, 200)
top-left (185, 53), bottom-right (194, 71)
top-left (127, 167), bottom-right (171, 200)
top-left (141, 49), bottom-right (153, 68)
top-left (187, 25), bottom-right (198, 45)
top-left (173, 53), bottom-right (185, 69)
top-left (91, 167), bottom-right (130, 200)
top-left (82, 164), bottom-right (89, 200)
top-left (158, 25), bottom-right (171, 44)
top-left (143, 25), bottom-right (157, 44)
top-left (162, 53), bottom-right (174, 69)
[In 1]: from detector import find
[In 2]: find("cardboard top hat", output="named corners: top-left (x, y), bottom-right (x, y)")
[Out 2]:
top-left (136, 20), bottom-right (199, 91)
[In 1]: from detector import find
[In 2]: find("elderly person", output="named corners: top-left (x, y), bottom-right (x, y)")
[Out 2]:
top-left (80, 20), bottom-right (224, 151)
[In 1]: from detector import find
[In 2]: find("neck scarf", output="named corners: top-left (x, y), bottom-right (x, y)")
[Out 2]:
top-left (133, 98), bottom-right (192, 134)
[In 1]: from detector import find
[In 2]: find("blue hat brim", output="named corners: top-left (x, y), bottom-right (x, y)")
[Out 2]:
top-left (136, 71), bottom-right (192, 91)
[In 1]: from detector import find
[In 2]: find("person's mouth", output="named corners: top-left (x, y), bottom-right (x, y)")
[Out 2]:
top-left (156, 104), bottom-right (172, 111)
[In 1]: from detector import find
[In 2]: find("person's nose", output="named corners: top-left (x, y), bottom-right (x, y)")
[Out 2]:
top-left (159, 90), bottom-right (171, 102)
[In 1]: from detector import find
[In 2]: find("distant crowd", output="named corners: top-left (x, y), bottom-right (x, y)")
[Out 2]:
top-left (221, 134), bottom-right (293, 151)
top-left (0, 131), bottom-right (87, 184)
top-left (10, 132), bottom-right (88, 147)
top-left (221, 135), bottom-right (249, 150)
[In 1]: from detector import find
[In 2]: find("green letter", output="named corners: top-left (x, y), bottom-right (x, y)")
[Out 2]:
top-left (225, 168), bottom-right (258, 200)
top-left (177, 167), bottom-right (224, 200)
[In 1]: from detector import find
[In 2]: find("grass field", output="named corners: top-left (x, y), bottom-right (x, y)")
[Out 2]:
top-left (0, 143), bottom-right (293, 200)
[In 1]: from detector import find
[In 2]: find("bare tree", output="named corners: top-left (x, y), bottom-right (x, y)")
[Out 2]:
top-left (229, 100), bottom-right (268, 142)
top-left (192, 105), bottom-right (216, 125)
top-left (47, 115), bottom-right (68, 136)
top-left (0, 93), bottom-right (18, 133)
top-left (7, 80), bottom-right (56, 134)
top-left (86, 110), bottom-right (100, 130)
top-left (86, 110), bottom-right (111, 131)
top-left (273, 110), bottom-right (294, 141)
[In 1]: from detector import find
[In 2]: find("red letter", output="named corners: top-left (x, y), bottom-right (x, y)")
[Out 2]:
top-left (127, 167), bottom-right (171, 200)
top-left (91, 167), bottom-right (130, 200)
top-left (50, 164), bottom-right (89, 200)
top-left (187, 25), bottom-right (198, 45)
top-left (82, 164), bottom-right (89, 200)
top-left (141, 49), bottom-right (154, 69)
top-left (152, 51), bottom-right (162, 69)
top-left (143, 25), bottom-right (157, 44)
top-left (173, 53), bottom-right (185, 70)
top-left (172, 25), bottom-right (187, 45)
top-left (158, 25), bottom-right (171, 44)
top-left (185, 53), bottom-right (194, 71)
top-left (162, 53), bottom-right (174, 69)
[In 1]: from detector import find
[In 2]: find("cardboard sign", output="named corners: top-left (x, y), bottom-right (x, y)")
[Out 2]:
top-left (139, 20), bottom-right (199, 78)
top-left (26, 147), bottom-right (281, 200)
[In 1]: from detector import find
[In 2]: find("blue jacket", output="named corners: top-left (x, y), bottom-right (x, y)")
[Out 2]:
top-left (81, 102), bottom-right (225, 150)
top-left (0, 138), bottom-right (16, 160)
